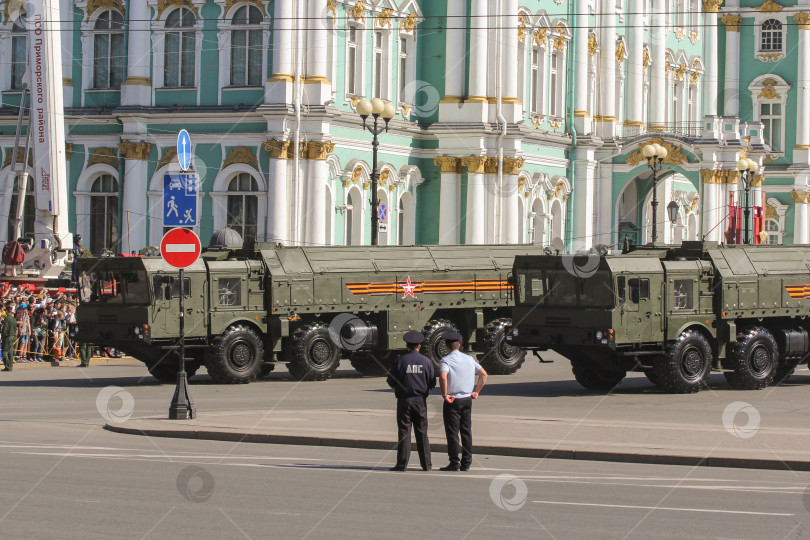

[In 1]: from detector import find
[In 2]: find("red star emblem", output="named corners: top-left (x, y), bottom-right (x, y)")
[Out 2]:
top-left (401, 276), bottom-right (418, 299)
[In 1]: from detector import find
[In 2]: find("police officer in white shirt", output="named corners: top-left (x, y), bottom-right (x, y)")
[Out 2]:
top-left (438, 332), bottom-right (488, 471)
top-left (386, 330), bottom-right (436, 471)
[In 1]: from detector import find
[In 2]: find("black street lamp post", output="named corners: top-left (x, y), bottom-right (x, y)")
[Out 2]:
top-left (643, 143), bottom-right (668, 243)
top-left (356, 98), bottom-right (395, 246)
top-left (736, 157), bottom-right (760, 244)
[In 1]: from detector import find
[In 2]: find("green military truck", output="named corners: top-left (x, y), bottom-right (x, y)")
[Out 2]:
top-left (509, 241), bottom-right (810, 393)
top-left (76, 240), bottom-right (537, 384)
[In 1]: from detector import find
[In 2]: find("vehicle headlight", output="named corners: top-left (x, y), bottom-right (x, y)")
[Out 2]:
top-left (512, 328), bottom-right (519, 337)
top-left (134, 327), bottom-right (140, 335)
top-left (595, 331), bottom-right (603, 340)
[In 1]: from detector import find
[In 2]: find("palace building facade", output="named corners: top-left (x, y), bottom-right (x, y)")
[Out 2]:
top-left (0, 0), bottom-right (808, 254)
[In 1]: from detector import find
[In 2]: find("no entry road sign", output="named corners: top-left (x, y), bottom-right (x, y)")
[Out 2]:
top-left (160, 228), bottom-right (201, 269)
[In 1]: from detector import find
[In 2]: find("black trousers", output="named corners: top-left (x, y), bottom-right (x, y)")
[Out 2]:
top-left (443, 397), bottom-right (473, 468)
top-left (395, 399), bottom-right (431, 470)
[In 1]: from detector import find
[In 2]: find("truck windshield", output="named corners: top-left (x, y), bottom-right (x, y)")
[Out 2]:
top-left (521, 269), bottom-right (614, 308)
top-left (78, 269), bottom-right (151, 305)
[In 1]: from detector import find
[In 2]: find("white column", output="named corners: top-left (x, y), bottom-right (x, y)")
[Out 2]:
top-left (722, 16), bottom-right (741, 116)
top-left (626, 0), bottom-right (644, 131)
top-left (266, 154), bottom-right (289, 244)
top-left (464, 0), bottom-right (489, 122)
top-left (120, 0), bottom-right (151, 106)
top-left (435, 157), bottom-right (460, 244)
top-left (306, 158), bottom-right (328, 246)
top-left (573, 0), bottom-right (591, 133)
top-left (572, 149), bottom-right (596, 250)
top-left (304, 0), bottom-right (331, 105)
top-left (502, 174), bottom-right (519, 244)
top-left (121, 157), bottom-right (148, 253)
top-left (794, 14), bottom-right (810, 164)
top-left (597, 163), bottom-right (613, 246)
top-left (598, 21), bottom-right (616, 137)
top-left (59, 0), bottom-right (74, 106)
top-left (462, 157), bottom-right (487, 244)
top-left (266, 0), bottom-right (294, 103)
top-left (701, 170), bottom-right (720, 242)
top-left (650, 0), bottom-right (666, 129)
top-left (794, 192), bottom-right (810, 244)
top-left (703, 3), bottom-right (720, 117)
top-left (440, 1), bottom-right (466, 122)
top-left (502, 0), bottom-right (520, 122)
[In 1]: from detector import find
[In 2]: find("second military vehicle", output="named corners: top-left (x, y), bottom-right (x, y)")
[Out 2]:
top-left (76, 237), bottom-right (537, 384)
top-left (509, 241), bottom-right (810, 393)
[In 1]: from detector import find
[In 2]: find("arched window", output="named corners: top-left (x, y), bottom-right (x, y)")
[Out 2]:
top-left (372, 29), bottom-right (390, 99)
top-left (10, 21), bottom-right (26, 90)
top-left (346, 24), bottom-right (362, 95)
top-left (227, 173), bottom-right (259, 241)
top-left (7, 175), bottom-right (34, 242)
top-left (346, 188), bottom-right (362, 245)
top-left (93, 10), bottom-right (125, 89)
top-left (165, 8), bottom-right (196, 88)
top-left (764, 218), bottom-right (782, 244)
top-left (90, 175), bottom-right (119, 254)
top-left (230, 5), bottom-right (263, 87)
top-left (761, 19), bottom-right (783, 52)
top-left (531, 199), bottom-right (545, 245)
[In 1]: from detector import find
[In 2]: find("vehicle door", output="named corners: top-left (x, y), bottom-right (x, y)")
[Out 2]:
top-left (207, 261), bottom-right (249, 336)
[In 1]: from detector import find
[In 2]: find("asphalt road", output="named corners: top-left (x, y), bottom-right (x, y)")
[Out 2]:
top-left (1, 356), bottom-right (810, 538)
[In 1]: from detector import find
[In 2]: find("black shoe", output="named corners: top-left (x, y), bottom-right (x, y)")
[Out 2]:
top-left (439, 465), bottom-right (459, 471)
top-left (389, 466), bottom-right (406, 471)
top-left (460, 466), bottom-right (470, 471)
top-left (1, 368), bottom-right (10, 372)
top-left (422, 466), bottom-right (432, 471)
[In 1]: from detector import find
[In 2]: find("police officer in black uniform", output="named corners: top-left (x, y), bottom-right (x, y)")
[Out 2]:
top-left (386, 330), bottom-right (436, 471)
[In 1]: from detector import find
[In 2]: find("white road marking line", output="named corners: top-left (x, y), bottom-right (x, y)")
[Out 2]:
top-left (532, 500), bottom-right (794, 516)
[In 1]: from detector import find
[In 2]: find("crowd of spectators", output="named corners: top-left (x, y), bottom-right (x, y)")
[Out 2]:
top-left (0, 288), bottom-right (117, 364)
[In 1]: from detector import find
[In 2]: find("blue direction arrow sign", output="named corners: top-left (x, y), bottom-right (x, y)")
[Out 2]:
top-left (163, 173), bottom-right (198, 227)
top-left (177, 129), bottom-right (192, 171)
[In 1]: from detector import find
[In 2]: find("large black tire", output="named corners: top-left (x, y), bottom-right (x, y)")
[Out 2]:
top-left (653, 329), bottom-right (712, 393)
top-left (569, 355), bottom-right (626, 391)
top-left (350, 351), bottom-right (395, 376)
top-left (724, 327), bottom-right (778, 390)
top-left (477, 318), bottom-right (526, 375)
top-left (644, 370), bottom-right (661, 386)
top-left (205, 325), bottom-right (264, 384)
top-left (287, 323), bottom-right (341, 381)
top-left (147, 359), bottom-right (200, 384)
top-left (421, 319), bottom-right (459, 368)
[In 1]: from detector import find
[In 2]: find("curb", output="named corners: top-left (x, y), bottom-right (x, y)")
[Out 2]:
top-left (104, 423), bottom-right (810, 472)
top-left (6, 357), bottom-right (143, 369)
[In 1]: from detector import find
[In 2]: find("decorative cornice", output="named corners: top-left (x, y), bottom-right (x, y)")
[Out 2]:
top-left (534, 27), bottom-right (548, 47)
top-left (720, 14), bottom-right (742, 31)
top-left (749, 174), bottom-right (765, 188)
top-left (758, 86), bottom-right (781, 99)
top-left (349, 1), bottom-right (365, 22)
top-left (461, 155), bottom-right (488, 174)
top-left (434, 156), bottom-right (461, 174)
top-left (757, 52), bottom-right (785, 63)
top-left (675, 27), bottom-right (685, 40)
top-left (305, 141), bottom-right (335, 161)
top-left (674, 64), bottom-right (687, 81)
top-left (718, 170), bottom-right (742, 184)
top-left (156, 0), bottom-right (200, 19)
top-left (223, 146), bottom-right (258, 169)
top-left (485, 158), bottom-right (500, 174)
top-left (379, 169), bottom-right (390, 186)
top-left (502, 157), bottom-right (525, 176)
top-left (625, 138), bottom-right (688, 167)
top-left (702, 0), bottom-right (723, 13)
top-left (118, 141), bottom-right (152, 161)
top-left (157, 147), bottom-right (177, 170)
top-left (689, 71), bottom-right (700, 84)
top-left (518, 12), bottom-right (529, 42)
top-left (264, 139), bottom-right (292, 160)
top-left (377, 7), bottom-right (393, 28)
top-left (553, 24), bottom-right (567, 51)
top-left (402, 12), bottom-right (417, 33)
top-left (792, 190), bottom-right (810, 204)
top-left (765, 202), bottom-right (777, 218)
top-left (794, 13), bottom-right (810, 30)
top-left (327, 0), bottom-right (337, 17)
top-left (689, 30), bottom-right (699, 43)
top-left (756, 0), bottom-right (783, 13)
top-left (87, 147), bottom-right (119, 169)
top-left (86, 0), bottom-right (126, 17)
top-left (588, 33), bottom-right (597, 57)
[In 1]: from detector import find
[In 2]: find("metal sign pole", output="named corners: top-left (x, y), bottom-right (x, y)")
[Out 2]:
top-left (169, 268), bottom-right (196, 419)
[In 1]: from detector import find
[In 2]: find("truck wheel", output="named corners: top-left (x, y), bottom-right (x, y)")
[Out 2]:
top-left (350, 351), bottom-right (395, 376)
top-left (205, 325), bottom-right (264, 384)
top-left (724, 327), bottom-right (778, 390)
top-left (421, 319), bottom-right (460, 368)
top-left (288, 323), bottom-right (341, 381)
top-left (654, 330), bottom-right (712, 393)
top-left (478, 318), bottom-right (526, 375)
top-left (147, 359), bottom-right (200, 384)
top-left (644, 370), bottom-right (661, 386)
top-left (569, 356), bottom-right (626, 391)
top-left (774, 364), bottom-right (797, 385)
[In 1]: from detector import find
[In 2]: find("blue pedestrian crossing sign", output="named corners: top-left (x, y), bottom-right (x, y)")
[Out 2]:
top-left (177, 129), bottom-right (192, 171)
top-left (163, 173), bottom-right (198, 227)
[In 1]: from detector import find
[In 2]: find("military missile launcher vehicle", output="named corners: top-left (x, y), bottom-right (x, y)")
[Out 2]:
top-left (76, 239), bottom-right (538, 384)
top-left (509, 241), bottom-right (810, 394)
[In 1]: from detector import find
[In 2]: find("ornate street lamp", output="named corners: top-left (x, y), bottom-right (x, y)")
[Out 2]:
top-left (356, 97), bottom-right (396, 246)
top-left (736, 157), bottom-right (759, 244)
top-left (642, 142), bottom-right (668, 243)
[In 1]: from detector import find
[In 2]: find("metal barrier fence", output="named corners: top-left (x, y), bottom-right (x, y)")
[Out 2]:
top-left (0, 330), bottom-right (79, 362)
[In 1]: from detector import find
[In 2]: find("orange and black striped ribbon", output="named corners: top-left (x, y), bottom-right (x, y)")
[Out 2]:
top-left (785, 285), bottom-right (810, 299)
top-left (345, 279), bottom-right (511, 296)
